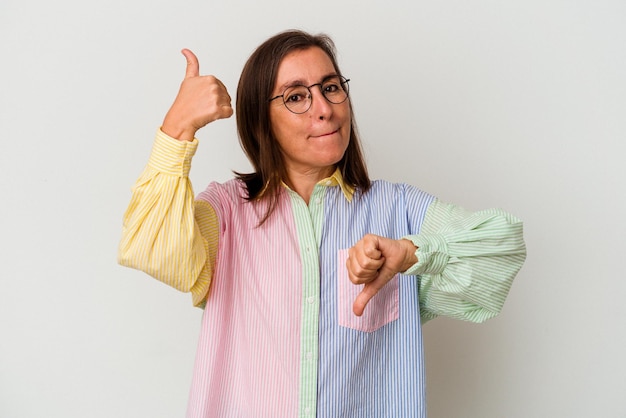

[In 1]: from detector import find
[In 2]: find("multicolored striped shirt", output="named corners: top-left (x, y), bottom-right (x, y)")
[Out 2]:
top-left (118, 130), bottom-right (526, 417)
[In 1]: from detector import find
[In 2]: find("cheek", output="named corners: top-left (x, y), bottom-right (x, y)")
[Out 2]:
top-left (270, 110), bottom-right (301, 138)
top-left (341, 113), bottom-right (352, 140)
top-left (269, 112), bottom-right (287, 146)
top-left (340, 104), bottom-right (352, 128)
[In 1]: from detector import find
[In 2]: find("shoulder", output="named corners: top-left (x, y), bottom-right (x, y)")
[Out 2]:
top-left (196, 178), bottom-right (248, 206)
top-left (362, 180), bottom-right (435, 203)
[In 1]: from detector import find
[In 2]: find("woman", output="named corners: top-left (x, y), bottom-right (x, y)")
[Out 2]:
top-left (119, 29), bottom-right (526, 418)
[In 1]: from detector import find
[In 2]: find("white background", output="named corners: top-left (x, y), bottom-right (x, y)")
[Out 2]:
top-left (1, 0), bottom-right (625, 417)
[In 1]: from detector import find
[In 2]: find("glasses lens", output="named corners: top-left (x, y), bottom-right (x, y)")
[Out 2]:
top-left (283, 85), bottom-right (311, 114)
top-left (322, 76), bottom-right (349, 104)
top-left (279, 77), bottom-right (350, 114)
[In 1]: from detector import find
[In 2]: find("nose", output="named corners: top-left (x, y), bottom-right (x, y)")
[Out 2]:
top-left (309, 86), bottom-right (333, 120)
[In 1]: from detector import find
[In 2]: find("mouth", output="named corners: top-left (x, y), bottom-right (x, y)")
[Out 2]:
top-left (311, 129), bottom-right (339, 138)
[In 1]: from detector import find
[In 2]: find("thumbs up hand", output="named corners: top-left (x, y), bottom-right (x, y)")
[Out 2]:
top-left (162, 49), bottom-right (234, 141)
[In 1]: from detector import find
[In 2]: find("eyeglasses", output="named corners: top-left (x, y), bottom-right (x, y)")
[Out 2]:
top-left (269, 75), bottom-right (350, 114)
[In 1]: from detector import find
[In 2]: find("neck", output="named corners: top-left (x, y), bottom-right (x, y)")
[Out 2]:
top-left (284, 166), bottom-right (335, 204)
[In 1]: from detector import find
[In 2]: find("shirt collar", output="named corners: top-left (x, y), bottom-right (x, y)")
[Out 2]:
top-left (322, 168), bottom-right (355, 201)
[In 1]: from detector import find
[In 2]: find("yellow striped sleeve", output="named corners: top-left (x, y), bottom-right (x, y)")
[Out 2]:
top-left (403, 199), bottom-right (527, 323)
top-left (191, 200), bottom-right (219, 307)
top-left (118, 129), bottom-right (219, 307)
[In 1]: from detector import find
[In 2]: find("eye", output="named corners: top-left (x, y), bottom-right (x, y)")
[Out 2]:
top-left (285, 93), bottom-right (306, 103)
top-left (324, 83), bottom-right (340, 93)
top-left (284, 86), bottom-right (309, 103)
top-left (322, 77), bottom-right (343, 95)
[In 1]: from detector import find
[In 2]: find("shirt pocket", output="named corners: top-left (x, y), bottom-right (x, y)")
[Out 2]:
top-left (337, 248), bottom-right (399, 333)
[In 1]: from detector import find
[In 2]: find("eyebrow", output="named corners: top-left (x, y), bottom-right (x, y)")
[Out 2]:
top-left (276, 72), bottom-right (339, 92)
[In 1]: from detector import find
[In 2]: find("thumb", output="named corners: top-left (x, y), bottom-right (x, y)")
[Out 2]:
top-left (352, 264), bottom-right (396, 317)
top-left (181, 48), bottom-right (200, 78)
top-left (352, 281), bottom-right (382, 317)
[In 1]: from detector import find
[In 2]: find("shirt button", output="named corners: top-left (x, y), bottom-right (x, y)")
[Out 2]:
top-left (315, 197), bottom-right (321, 204)
top-left (306, 296), bottom-right (315, 304)
top-left (305, 407), bottom-right (311, 415)
top-left (306, 351), bottom-right (313, 361)
top-left (325, 180), bottom-right (332, 186)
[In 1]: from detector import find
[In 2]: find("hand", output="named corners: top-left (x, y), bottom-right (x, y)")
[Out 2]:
top-left (162, 49), bottom-right (234, 141)
top-left (346, 234), bottom-right (418, 316)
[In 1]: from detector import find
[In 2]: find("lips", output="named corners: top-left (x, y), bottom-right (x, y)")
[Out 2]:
top-left (311, 129), bottom-right (339, 138)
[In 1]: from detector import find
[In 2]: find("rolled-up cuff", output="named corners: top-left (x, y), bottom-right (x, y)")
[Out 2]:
top-left (401, 234), bottom-right (450, 276)
top-left (147, 128), bottom-right (199, 177)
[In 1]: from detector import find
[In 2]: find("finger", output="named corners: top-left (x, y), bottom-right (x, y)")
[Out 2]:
top-left (181, 48), bottom-right (200, 78)
top-left (219, 104), bottom-right (234, 119)
top-left (216, 91), bottom-right (234, 119)
top-left (360, 253), bottom-right (385, 273)
top-left (361, 234), bottom-right (382, 259)
top-left (349, 245), bottom-right (383, 270)
top-left (214, 78), bottom-right (227, 90)
top-left (364, 245), bottom-right (382, 260)
top-left (346, 255), bottom-right (383, 284)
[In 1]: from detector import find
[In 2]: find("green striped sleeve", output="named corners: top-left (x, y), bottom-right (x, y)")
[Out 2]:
top-left (403, 199), bottom-right (527, 323)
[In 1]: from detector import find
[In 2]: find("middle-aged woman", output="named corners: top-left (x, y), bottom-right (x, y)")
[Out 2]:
top-left (119, 29), bottom-right (526, 418)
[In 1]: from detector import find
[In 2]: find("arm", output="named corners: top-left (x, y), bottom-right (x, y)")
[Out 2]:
top-left (117, 50), bottom-right (232, 307)
top-left (404, 200), bottom-right (526, 323)
top-left (347, 200), bottom-right (526, 323)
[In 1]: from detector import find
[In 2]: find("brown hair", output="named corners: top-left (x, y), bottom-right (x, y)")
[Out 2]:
top-left (235, 29), bottom-right (370, 224)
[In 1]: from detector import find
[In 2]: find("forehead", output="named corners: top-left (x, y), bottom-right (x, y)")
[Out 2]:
top-left (274, 47), bottom-right (337, 89)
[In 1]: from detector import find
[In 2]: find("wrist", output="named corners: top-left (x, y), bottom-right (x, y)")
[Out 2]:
top-left (162, 115), bottom-right (197, 142)
top-left (400, 238), bottom-right (418, 272)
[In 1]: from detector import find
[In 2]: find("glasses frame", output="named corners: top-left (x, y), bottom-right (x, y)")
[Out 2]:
top-left (268, 75), bottom-right (350, 114)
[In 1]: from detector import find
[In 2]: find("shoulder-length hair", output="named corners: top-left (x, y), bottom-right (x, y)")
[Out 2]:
top-left (235, 29), bottom-right (370, 224)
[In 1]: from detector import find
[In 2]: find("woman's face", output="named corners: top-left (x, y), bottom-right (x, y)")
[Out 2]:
top-left (269, 47), bottom-right (351, 181)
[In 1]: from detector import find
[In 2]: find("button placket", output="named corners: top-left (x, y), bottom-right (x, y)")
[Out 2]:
top-left (288, 189), bottom-right (321, 418)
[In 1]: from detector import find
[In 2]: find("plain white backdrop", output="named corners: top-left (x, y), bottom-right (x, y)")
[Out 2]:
top-left (1, 0), bottom-right (625, 417)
